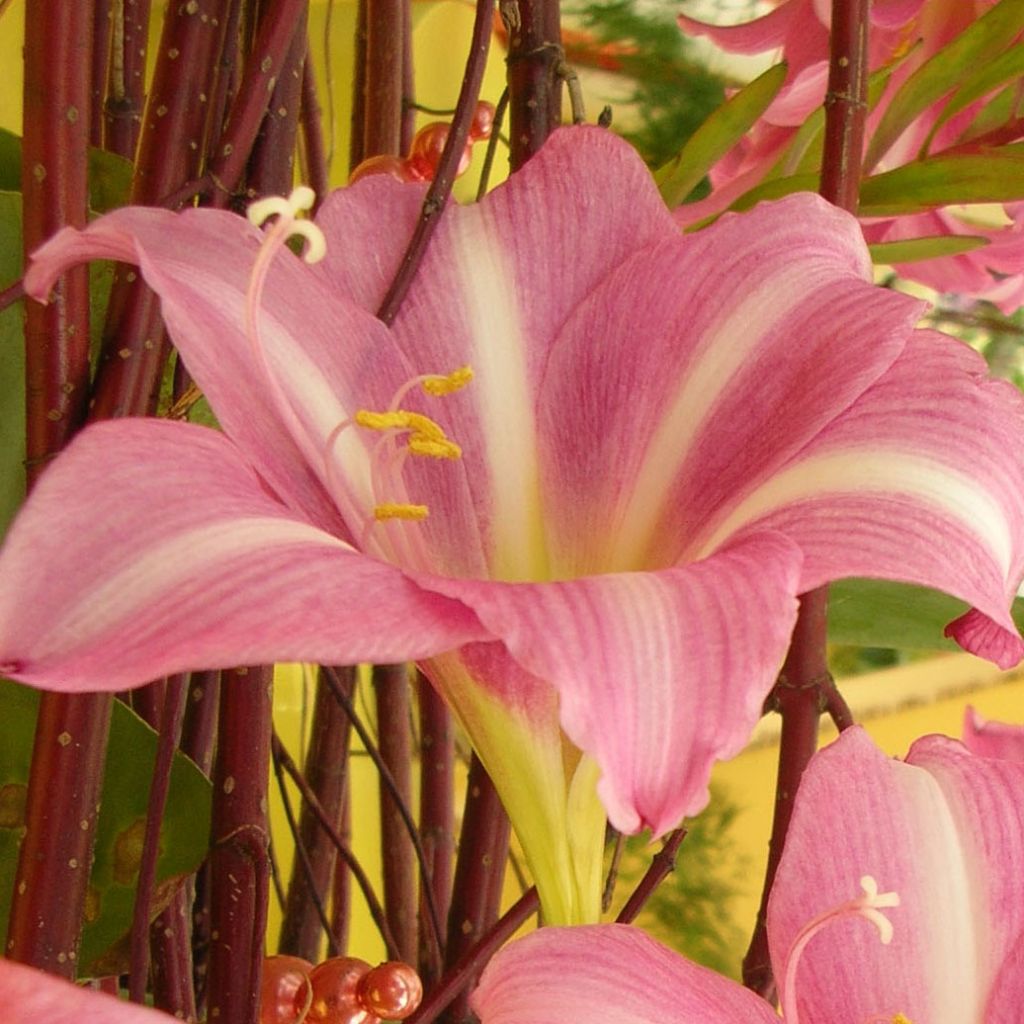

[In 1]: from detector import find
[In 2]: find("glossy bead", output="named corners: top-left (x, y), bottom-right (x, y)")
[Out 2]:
top-left (259, 955), bottom-right (314, 1024)
top-left (357, 962), bottom-right (423, 1021)
top-left (306, 956), bottom-right (375, 1024)
top-left (408, 123), bottom-right (473, 181)
top-left (348, 154), bottom-right (416, 185)
top-left (469, 100), bottom-right (496, 141)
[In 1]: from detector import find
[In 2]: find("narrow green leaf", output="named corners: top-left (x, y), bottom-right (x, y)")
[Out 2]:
top-left (0, 193), bottom-right (24, 539)
top-left (865, 0), bottom-right (1024, 169)
top-left (928, 43), bottom-right (1024, 144)
top-left (656, 63), bottom-right (787, 207)
top-left (859, 150), bottom-right (1024, 216)
top-left (828, 578), bottom-right (1024, 651)
top-left (868, 233), bottom-right (988, 265)
top-left (0, 681), bottom-right (212, 978)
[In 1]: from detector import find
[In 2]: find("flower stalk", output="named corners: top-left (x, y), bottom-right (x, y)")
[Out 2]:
top-left (743, 0), bottom-right (870, 997)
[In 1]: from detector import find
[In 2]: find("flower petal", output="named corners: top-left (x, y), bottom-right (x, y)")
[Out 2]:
top-left (0, 420), bottom-right (486, 690)
top-left (471, 924), bottom-right (778, 1024)
top-left (0, 959), bottom-right (173, 1023)
top-left (963, 706), bottom-right (1024, 761)
top-left (677, 3), bottom-right (800, 55)
top-left (698, 330), bottom-right (1024, 666)
top-left (24, 207), bottom-right (418, 546)
top-left (534, 192), bottom-right (921, 579)
top-left (419, 532), bottom-right (802, 835)
top-left (768, 727), bottom-right (1024, 1024)
top-left (424, 644), bottom-right (604, 925)
top-left (315, 126), bottom-right (679, 581)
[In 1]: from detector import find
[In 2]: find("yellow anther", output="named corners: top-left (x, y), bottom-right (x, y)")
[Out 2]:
top-left (374, 503), bottom-right (429, 521)
top-left (892, 1016), bottom-right (914, 1024)
top-left (422, 365), bottom-right (474, 397)
top-left (408, 437), bottom-right (462, 460)
top-left (355, 409), bottom-right (448, 443)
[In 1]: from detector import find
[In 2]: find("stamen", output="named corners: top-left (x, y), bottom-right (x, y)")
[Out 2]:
top-left (422, 365), bottom-right (474, 396)
top-left (247, 185), bottom-right (326, 264)
top-left (242, 186), bottom-right (330, 518)
top-left (339, 365), bottom-right (472, 564)
top-left (354, 409), bottom-right (449, 444)
top-left (408, 437), bottom-right (461, 460)
top-left (374, 503), bottom-right (429, 521)
top-left (780, 876), bottom-right (900, 1024)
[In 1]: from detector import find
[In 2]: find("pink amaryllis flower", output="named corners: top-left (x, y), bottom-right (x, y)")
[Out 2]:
top-left (473, 726), bottom-right (1024, 1023)
top-left (679, 0), bottom-right (1024, 309)
top-left (3, 127), bottom-right (1024, 922)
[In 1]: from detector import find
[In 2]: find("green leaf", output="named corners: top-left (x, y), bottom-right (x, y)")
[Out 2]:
top-left (0, 681), bottom-right (212, 978)
top-left (868, 233), bottom-right (988, 265)
top-left (865, 0), bottom-right (1024, 170)
top-left (927, 43), bottom-right (1024, 147)
top-left (0, 129), bottom-right (132, 213)
top-left (0, 192), bottom-right (24, 539)
top-left (828, 578), bottom-right (1024, 651)
top-left (859, 149), bottom-right (1024, 216)
top-left (656, 63), bottom-right (787, 207)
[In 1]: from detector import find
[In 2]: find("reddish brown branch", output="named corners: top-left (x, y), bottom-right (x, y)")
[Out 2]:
top-left (819, 0), bottom-right (870, 211)
top-left (376, 0), bottom-right (493, 324)
top-left (104, 0), bottom-right (152, 158)
top-left (271, 732), bottom-right (402, 961)
top-left (505, 0), bottom-right (563, 171)
top-left (439, 756), bottom-right (510, 1024)
top-left (7, 1), bottom-right (103, 979)
top-left (206, 666), bottom-right (273, 1024)
top-left (742, 591), bottom-right (830, 999)
top-left (409, 888), bottom-right (539, 1024)
top-left (615, 828), bottom-right (686, 925)
top-left (373, 663), bottom-right (419, 965)
top-left (129, 675), bottom-right (188, 1003)
top-left (90, 0), bottom-right (233, 421)
top-left (362, 0), bottom-right (405, 158)
top-left (742, 0), bottom-right (867, 999)
top-left (279, 669), bottom-right (353, 961)
top-left (417, 673), bottom-right (454, 983)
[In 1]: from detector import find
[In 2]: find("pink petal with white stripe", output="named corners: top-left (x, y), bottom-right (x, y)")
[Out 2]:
top-left (471, 924), bottom-right (778, 1024)
top-left (419, 532), bottom-right (802, 835)
top-left (313, 126), bottom-right (679, 582)
top-left (535, 193), bottom-right (921, 580)
top-left (768, 727), bottom-right (1024, 1023)
top-left (0, 959), bottom-right (173, 1024)
top-left (24, 208), bottom-right (419, 548)
top-left (0, 420), bottom-right (485, 690)
top-left (696, 330), bottom-right (1024, 665)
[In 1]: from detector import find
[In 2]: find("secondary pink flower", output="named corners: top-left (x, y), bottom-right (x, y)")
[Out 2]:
top-left (4, 127), bottom-right (1024, 919)
top-left (473, 726), bottom-right (1024, 1023)
top-left (679, 0), bottom-right (1024, 308)
top-left (963, 705), bottom-right (1024, 759)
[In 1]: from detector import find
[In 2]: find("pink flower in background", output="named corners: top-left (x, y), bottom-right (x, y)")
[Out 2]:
top-left (963, 705), bottom-right (1024, 760)
top-left (678, 0), bottom-right (1024, 309)
top-left (473, 727), bottom-right (1024, 1023)
top-left (3, 127), bottom-right (1024, 920)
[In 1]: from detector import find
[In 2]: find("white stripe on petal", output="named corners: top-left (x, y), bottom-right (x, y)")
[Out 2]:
top-left (697, 449), bottom-right (1014, 576)
top-left (453, 213), bottom-right (548, 581)
top-left (54, 518), bottom-right (350, 654)
top-left (608, 263), bottom-right (829, 570)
